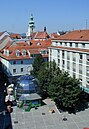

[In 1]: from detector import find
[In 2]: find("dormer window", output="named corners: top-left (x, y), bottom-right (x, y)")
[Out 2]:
top-left (4, 49), bottom-right (9, 56)
top-left (22, 50), bottom-right (26, 56)
top-left (36, 42), bottom-right (41, 45)
top-left (40, 49), bottom-right (47, 55)
top-left (16, 50), bottom-right (20, 57)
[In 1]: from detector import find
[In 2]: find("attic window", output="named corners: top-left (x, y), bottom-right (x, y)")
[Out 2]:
top-left (40, 50), bottom-right (47, 55)
top-left (22, 50), bottom-right (26, 56)
top-left (16, 50), bottom-right (20, 57)
top-left (36, 42), bottom-right (41, 45)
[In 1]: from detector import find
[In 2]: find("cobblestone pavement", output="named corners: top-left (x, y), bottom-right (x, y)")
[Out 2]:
top-left (11, 99), bottom-right (89, 129)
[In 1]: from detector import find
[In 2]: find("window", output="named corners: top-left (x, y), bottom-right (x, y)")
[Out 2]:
top-left (79, 54), bottom-right (82, 60)
top-left (87, 54), bottom-right (89, 61)
top-left (58, 59), bottom-right (60, 63)
top-left (13, 69), bottom-right (16, 73)
top-left (58, 50), bottom-right (60, 53)
top-left (82, 43), bottom-right (85, 48)
top-left (36, 42), bottom-right (41, 45)
top-left (75, 43), bottom-right (78, 47)
top-left (73, 52), bottom-right (76, 61)
top-left (65, 42), bottom-right (67, 46)
top-left (16, 50), bottom-right (20, 57)
top-left (21, 60), bottom-right (23, 64)
top-left (13, 61), bottom-right (16, 64)
top-left (62, 60), bottom-right (65, 65)
top-left (86, 67), bottom-right (89, 75)
top-left (21, 68), bottom-right (23, 72)
top-left (22, 50), bottom-right (26, 56)
top-left (40, 50), bottom-right (47, 55)
top-left (87, 80), bottom-right (89, 85)
top-left (70, 43), bottom-right (72, 47)
top-left (73, 73), bottom-right (76, 78)
top-left (57, 50), bottom-right (60, 58)
top-left (62, 50), bottom-right (64, 57)
top-left (60, 42), bottom-right (62, 45)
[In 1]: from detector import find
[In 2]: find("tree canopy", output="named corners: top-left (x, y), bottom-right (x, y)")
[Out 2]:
top-left (37, 61), bottom-right (82, 109)
top-left (31, 54), bottom-right (45, 77)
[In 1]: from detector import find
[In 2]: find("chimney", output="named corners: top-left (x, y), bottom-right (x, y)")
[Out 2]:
top-left (44, 26), bottom-right (46, 32)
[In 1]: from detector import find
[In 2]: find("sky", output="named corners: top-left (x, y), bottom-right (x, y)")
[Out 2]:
top-left (0, 0), bottom-right (89, 34)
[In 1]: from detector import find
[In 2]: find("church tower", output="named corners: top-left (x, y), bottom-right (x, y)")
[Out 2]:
top-left (26, 14), bottom-right (35, 37)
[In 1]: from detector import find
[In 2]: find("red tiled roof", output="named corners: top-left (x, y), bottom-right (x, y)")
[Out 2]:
top-left (0, 35), bottom-right (10, 44)
top-left (0, 39), bottom-right (51, 60)
top-left (0, 46), bottom-right (30, 60)
top-left (30, 32), bottom-right (36, 39)
top-left (1, 41), bottom-right (13, 50)
top-left (30, 31), bottom-right (50, 40)
top-left (30, 39), bottom-right (51, 48)
top-left (51, 33), bottom-right (59, 38)
top-left (10, 34), bottom-right (20, 39)
top-left (16, 42), bottom-right (29, 46)
top-left (53, 30), bottom-right (89, 41)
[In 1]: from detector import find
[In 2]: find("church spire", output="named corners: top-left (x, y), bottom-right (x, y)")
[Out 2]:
top-left (26, 14), bottom-right (35, 37)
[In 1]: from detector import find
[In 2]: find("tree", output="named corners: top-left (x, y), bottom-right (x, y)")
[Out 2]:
top-left (37, 61), bottom-right (82, 109)
top-left (31, 54), bottom-right (45, 77)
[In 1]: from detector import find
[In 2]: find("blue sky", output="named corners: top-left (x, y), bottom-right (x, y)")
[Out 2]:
top-left (0, 0), bottom-right (89, 33)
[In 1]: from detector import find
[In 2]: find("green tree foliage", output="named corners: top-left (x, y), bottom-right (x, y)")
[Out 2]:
top-left (38, 61), bottom-right (82, 108)
top-left (31, 54), bottom-right (45, 77)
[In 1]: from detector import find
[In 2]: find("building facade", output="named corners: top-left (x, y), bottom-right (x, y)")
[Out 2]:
top-left (49, 30), bottom-right (89, 93)
top-left (0, 35), bottom-right (51, 83)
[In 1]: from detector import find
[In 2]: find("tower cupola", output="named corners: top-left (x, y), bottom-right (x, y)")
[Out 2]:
top-left (26, 14), bottom-right (35, 37)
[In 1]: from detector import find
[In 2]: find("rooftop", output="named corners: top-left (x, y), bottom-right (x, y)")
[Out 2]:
top-left (53, 30), bottom-right (89, 41)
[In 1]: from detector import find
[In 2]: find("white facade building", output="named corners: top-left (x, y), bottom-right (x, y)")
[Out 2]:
top-left (49, 30), bottom-right (89, 93)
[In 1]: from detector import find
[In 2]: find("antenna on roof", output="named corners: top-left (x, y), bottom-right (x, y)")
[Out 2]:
top-left (86, 19), bottom-right (88, 29)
